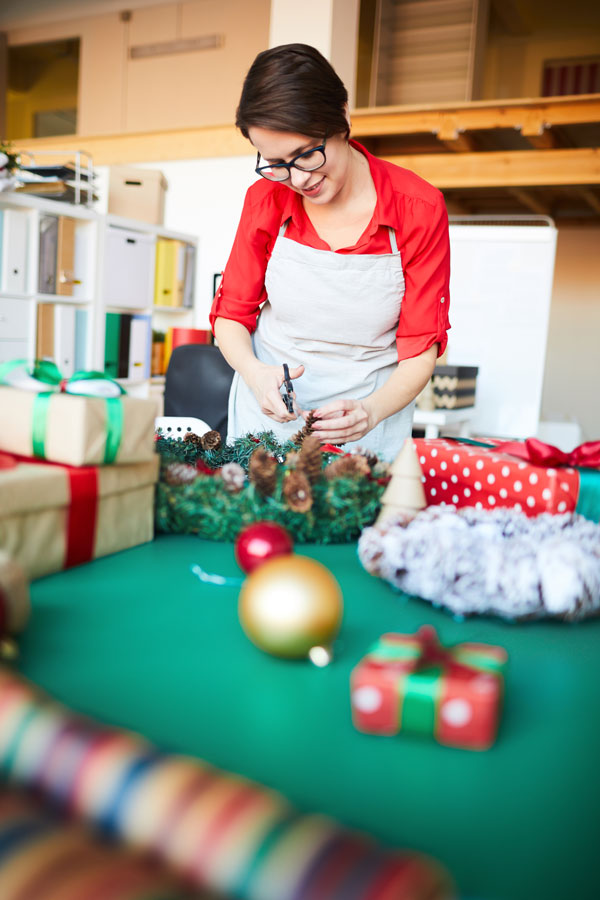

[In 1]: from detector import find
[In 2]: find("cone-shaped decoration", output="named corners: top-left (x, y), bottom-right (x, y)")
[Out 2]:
top-left (376, 439), bottom-right (426, 525)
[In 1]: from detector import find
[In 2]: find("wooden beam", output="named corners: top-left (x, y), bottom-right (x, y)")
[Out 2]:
top-left (438, 132), bottom-right (479, 152)
top-left (444, 197), bottom-right (472, 215)
top-left (507, 188), bottom-right (551, 216)
top-left (577, 189), bottom-right (600, 215)
top-left (14, 124), bottom-right (250, 167)
top-left (522, 129), bottom-right (559, 150)
top-left (351, 95), bottom-right (600, 138)
top-left (382, 148), bottom-right (600, 189)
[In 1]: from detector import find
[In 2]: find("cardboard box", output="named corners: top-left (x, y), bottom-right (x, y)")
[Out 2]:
top-left (0, 386), bottom-right (157, 467)
top-left (432, 365), bottom-right (478, 409)
top-left (0, 455), bottom-right (159, 579)
top-left (108, 166), bottom-right (168, 225)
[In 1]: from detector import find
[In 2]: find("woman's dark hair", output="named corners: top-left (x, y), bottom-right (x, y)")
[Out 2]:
top-left (236, 44), bottom-right (349, 141)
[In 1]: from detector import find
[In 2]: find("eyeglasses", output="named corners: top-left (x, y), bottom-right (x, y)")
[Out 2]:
top-left (255, 140), bottom-right (327, 182)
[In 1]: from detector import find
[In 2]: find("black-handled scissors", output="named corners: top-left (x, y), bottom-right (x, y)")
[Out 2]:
top-left (281, 363), bottom-right (295, 414)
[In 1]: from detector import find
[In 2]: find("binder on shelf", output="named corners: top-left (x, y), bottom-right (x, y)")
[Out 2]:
top-left (118, 313), bottom-right (132, 378)
top-left (104, 311), bottom-right (152, 380)
top-left (74, 309), bottom-right (88, 371)
top-left (129, 314), bottom-right (152, 380)
top-left (154, 238), bottom-right (177, 307)
top-left (53, 304), bottom-right (76, 377)
top-left (104, 312), bottom-right (121, 379)
top-left (1, 208), bottom-right (28, 294)
top-left (56, 216), bottom-right (77, 297)
top-left (182, 244), bottom-right (196, 308)
top-left (174, 241), bottom-right (186, 307)
top-left (38, 215), bottom-right (58, 294)
top-left (36, 304), bottom-right (55, 359)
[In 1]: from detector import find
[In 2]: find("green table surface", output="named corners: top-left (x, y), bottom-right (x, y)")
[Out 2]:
top-left (16, 535), bottom-right (600, 900)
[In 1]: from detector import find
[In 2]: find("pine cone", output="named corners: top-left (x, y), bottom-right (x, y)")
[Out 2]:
top-left (220, 462), bottom-right (245, 493)
top-left (163, 462), bottom-right (198, 486)
top-left (354, 446), bottom-right (379, 468)
top-left (201, 430), bottom-right (222, 451)
top-left (325, 455), bottom-right (370, 481)
top-left (248, 447), bottom-right (278, 496)
top-left (283, 470), bottom-right (313, 513)
top-left (183, 432), bottom-right (203, 446)
top-left (297, 434), bottom-right (323, 484)
top-left (293, 409), bottom-right (317, 446)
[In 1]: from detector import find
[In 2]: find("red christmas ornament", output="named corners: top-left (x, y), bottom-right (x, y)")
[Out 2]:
top-left (235, 522), bottom-right (294, 574)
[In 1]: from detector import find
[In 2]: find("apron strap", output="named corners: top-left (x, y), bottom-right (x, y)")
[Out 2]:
top-left (279, 217), bottom-right (291, 237)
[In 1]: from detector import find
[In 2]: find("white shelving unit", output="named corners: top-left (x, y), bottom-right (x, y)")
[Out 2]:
top-left (0, 191), bottom-right (198, 398)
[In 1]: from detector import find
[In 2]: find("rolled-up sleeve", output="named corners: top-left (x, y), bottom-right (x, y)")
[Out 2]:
top-left (395, 192), bottom-right (450, 360)
top-left (210, 186), bottom-right (272, 335)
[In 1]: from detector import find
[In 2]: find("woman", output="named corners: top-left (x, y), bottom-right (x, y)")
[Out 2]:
top-left (210, 43), bottom-right (450, 459)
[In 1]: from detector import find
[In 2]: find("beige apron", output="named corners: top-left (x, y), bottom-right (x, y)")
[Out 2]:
top-left (227, 221), bottom-right (414, 459)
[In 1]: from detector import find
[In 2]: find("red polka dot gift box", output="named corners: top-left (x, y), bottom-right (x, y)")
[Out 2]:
top-left (413, 437), bottom-right (600, 522)
top-left (351, 627), bottom-right (507, 751)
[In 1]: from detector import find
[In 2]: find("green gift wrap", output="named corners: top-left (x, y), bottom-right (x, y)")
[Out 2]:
top-left (351, 626), bottom-right (508, 750)
top-left (0, 360), bottom-right (156, 467)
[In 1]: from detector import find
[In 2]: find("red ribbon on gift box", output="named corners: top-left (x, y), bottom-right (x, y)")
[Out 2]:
top-left (3, 454), bottom-right (98, 569)
top-left (494, 438), bottom-right (600, 469)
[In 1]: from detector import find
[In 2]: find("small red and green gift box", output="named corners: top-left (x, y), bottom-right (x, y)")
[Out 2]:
top-left (351, 627), bottom-right (507, 751)
top-left (413, 437), bottom-right (600, 522)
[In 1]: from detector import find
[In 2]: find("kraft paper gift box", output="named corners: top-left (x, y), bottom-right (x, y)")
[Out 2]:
top-left (0, 453), bottom-right (158, 579)
top-left (0, 385), bottom-right (156, 467)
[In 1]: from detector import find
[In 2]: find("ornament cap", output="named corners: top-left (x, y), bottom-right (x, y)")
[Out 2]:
top-left (308, 645), bottom-right (333, 667)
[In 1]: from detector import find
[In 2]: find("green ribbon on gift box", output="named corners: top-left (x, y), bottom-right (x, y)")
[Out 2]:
top-left (366, 626), bottom-right (507, 738)
top-left (0, 359), bottom-right (125, 464)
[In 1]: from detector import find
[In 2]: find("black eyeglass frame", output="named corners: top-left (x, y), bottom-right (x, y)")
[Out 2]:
top-left (255, 140), bottom-right (327, 182)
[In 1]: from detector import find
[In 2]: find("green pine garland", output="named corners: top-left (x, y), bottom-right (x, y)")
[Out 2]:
top-left (154, 431), bottom-right (386, 543)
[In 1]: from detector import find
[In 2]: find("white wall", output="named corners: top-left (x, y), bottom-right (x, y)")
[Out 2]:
top-left (541, 225), bottom-right (600, 441)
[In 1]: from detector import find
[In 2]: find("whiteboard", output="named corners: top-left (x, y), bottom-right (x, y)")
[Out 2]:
top-left (447, 220), bottom-right (557, 438)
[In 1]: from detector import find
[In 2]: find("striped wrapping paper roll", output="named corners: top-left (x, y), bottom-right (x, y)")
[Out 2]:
top-left (0, 668), bottom-right (453, 900)
top-left (0, 788), bottom-right (207, 899)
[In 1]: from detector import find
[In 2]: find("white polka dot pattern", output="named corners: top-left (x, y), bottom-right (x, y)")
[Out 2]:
top-left (352, 686), bottom-right (383, 713)
top-left (441, 699), bottom-right (472, 728)
top-left (412, 439), bottom-right (579, 518)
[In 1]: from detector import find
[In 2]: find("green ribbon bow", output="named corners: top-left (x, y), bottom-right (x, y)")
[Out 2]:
top-left (0, 359), bottom-right (125, 464)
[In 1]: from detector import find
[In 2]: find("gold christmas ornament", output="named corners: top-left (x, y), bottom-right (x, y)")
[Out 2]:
top-left (238, 555), bottom-right (343, 660)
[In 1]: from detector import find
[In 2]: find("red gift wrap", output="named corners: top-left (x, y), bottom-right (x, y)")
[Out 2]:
top-left (351, 627), bottom-right (507, 751)
top-left (413, 437), bottom-right (585, 517)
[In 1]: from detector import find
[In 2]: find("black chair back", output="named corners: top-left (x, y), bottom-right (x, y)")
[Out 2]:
top-left (164, 344), bottom-right (234, 441)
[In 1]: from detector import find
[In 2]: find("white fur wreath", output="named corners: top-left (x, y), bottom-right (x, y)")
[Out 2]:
top-left (358, 506), bottom-right (600, 621)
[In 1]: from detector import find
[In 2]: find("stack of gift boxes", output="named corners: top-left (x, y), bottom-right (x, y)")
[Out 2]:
top-left (0, 375), bottom-right (158, 579)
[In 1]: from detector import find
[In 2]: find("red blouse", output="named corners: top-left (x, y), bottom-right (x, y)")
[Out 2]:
top-left (210, 140), bottom-right (450, 360)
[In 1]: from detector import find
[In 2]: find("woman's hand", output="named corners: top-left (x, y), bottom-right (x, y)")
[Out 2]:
top-left (246, 363), bottom-right (305, 423)
top-left (309, 398), bottom-right (376, 444)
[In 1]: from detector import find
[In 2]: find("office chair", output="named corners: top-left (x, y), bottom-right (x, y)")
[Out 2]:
top-left (162, 343), bottom-right (234, 442)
